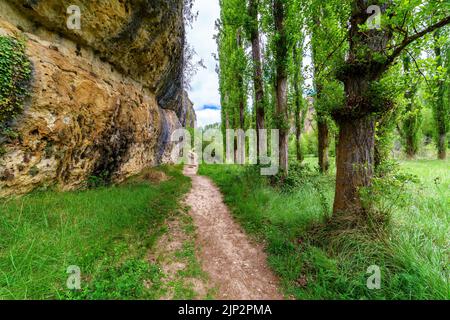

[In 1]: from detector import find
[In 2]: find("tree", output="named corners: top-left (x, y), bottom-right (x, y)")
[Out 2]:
top-left (216, 0), bottom-right (249, 162)
top-left (292, 43), bottom-right (307, 162)
top-left (398, 55), bottom-right (422, 159)
top-left (312, 23), bottom-right (330, 173)
top-left (273, 0), bottom-right (289, 175)
top-left (247, 0), bottom-right (266, 159)
top-left (332, 1), bottom-right (450, 214)
top-left (432, 28), bottom-right (449, 160)
top-left (305, 0), bottom-right (348, 173)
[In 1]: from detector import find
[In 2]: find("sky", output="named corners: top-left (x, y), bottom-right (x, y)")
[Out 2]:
top-left (186, 0), bottom-right (222, 128)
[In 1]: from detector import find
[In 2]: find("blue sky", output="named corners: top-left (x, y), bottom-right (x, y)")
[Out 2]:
top-left (186, 0), bottom-right (221, 128)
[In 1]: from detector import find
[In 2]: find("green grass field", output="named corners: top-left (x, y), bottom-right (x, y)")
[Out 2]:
top-left (0, 160), bottom-right (448, 300)
top-left (0, 166), bottom-right (191, 299)
top-left (199, 159), bottom-right (449, 300)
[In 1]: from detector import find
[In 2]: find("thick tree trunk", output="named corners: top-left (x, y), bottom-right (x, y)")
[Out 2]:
top-left (318, 118), bottom-right (330, 173)
top-left (334, 116), bottom-right (375, 214)
top-left (249, 0), bottom-right (265, 161)
top-left (274, 0), bottom-right (288, 175)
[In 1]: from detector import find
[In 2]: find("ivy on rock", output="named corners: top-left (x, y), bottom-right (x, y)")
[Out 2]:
top-left (0, 36), bottom-right (32, 145)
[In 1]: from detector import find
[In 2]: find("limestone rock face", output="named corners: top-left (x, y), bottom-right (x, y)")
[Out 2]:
top-left (0, 0), bottom-right (194, 196)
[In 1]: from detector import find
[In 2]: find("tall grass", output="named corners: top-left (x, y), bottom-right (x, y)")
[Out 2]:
top-left (0, 166), bottom-right (190, 299)
top-left (199, 160), bottom-right (449, 300)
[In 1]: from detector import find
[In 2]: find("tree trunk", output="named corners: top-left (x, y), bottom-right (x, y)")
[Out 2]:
top-left (236, 29), bottom-right (246, 163)
top-left (332, 0), bottom-right (387, 215)
top-left (249, 0), bottom-right (265, 161)
top-left (295, 109), bottom-right (304, 162)
top-left (405, 133), bottom-right (416, 159)
top-left (293, 45), bottom-right (304, 162)
top-left (438, 133), bottom-right (447, 160)
top-left (274, 0), bottom-right (288, 175)
top-left (401, 56), bottom-right (419, 159)
top-left (318, 118), bottom-right (330, 173)
top-left (434, 30), bottom-right (447, 160)
top-left (334, 116), bottom-right (375, 214)
top-left (239, 100), bottom-right (245, 129)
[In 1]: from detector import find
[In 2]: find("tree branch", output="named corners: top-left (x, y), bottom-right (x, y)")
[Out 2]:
top-left (315, 35), bottom-right (346, 76)
top-left (406, 49), bottom-right (432, 89)
top-left (385, 16), bottom-right (450, 67)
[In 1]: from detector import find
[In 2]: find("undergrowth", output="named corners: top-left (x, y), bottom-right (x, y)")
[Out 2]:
top-left (199, 160), bottom-right (449, 300)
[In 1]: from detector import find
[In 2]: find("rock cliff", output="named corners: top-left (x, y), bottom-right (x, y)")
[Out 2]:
top-left (0, 0), bottom-right (195, 196)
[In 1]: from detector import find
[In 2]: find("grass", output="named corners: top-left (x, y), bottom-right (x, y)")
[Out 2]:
top-left (0, 165), bottom-right (191, 300)
top-left (199, 159), bottom-right (449, 300)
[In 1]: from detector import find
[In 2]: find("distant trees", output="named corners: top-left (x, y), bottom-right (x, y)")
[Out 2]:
top-left (216, 0), bottom-right (248, 162)
top-left (398, 55), bottom-right (422, 159)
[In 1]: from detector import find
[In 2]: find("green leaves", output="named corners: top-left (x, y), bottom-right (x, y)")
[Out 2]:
top-left (0, 36), bottom-right (32, 130)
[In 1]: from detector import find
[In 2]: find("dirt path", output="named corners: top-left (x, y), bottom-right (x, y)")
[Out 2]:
top-left (183, 164), bottom-right (284, 300)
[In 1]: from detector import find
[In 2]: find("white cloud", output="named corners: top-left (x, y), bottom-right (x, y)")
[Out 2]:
top-left (196, 108), bottom-right (222, 128)
top-left (186, 0), bottom-right (221, 127)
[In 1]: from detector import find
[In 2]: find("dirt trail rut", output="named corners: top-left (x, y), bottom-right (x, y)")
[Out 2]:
top-left (183, 164), bottom-right (283, 300)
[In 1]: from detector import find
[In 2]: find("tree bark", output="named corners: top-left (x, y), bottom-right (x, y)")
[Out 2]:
top-left (295, 103), bottom-right (305, 162)
top-left (438, 134), bottom-right (446, 160)
top-left (405, 133), bottom-right (416, 159)
top-left (318, 118), bottom-right (330, 173)
top-left (334, 116), bottom-right (375, 214)
top-left (274, 0), bottom-right (289, 175)
top-left (434, 30), bottom-right (447, 160)
top-left (293, 45), bottom-right (304, 162)
top-left (402, 56), bottom-right (419, 159)
top-left (249, 0), bottom-right (265, 161)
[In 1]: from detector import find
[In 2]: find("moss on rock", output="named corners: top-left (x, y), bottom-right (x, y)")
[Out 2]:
top-left (0, 35), bottom-right (32, 134)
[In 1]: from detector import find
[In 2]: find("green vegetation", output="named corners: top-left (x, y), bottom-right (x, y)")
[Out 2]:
top-left (199, 160), bottom-right (449, 300)
top-left (217, 0), bottom-right (449, 215)
top-left (0, 166), bottom-right (192, 299)
top-left (0, 36), bottom-right (32, 136)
